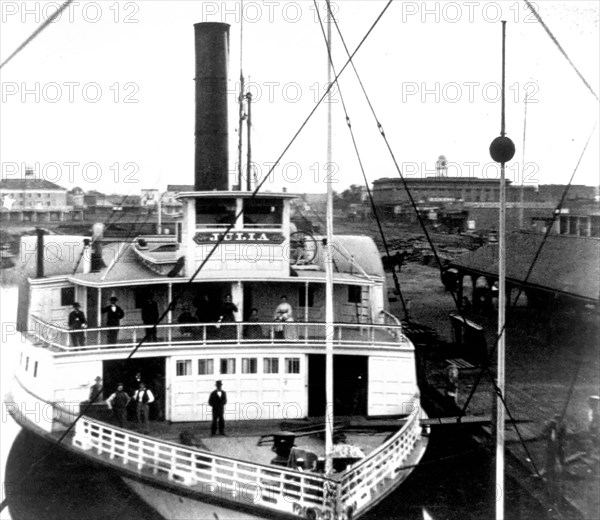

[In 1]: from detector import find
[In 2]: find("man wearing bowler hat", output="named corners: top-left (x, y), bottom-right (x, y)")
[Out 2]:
top-left (102, 296), bottom-right (125, 344)
top-left (208, 380), bottom-right (227, 436)
top-left (68, 302), bottom-right (87, 347)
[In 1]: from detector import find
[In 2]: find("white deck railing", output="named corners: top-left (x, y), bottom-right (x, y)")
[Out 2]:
top-left (337, 404), bottom-right (421, 516)
top-left (72, 416), bottom-right (334, 517)
top-left (30, 316), bottom-right (411, 352)
top-left (71, 405), bottom-right (421, 519)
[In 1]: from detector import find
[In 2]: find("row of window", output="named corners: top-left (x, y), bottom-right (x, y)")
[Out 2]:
top-left (196, 199), bottom-right (283, 228)
top-left (10, 201), bottom-right (54, 206)
top-left (175, 357), bottom-right (301, 377)
top-left (7, 193), bottom-right (53, 198)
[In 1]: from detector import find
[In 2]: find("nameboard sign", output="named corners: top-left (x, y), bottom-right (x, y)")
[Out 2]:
top-left (193, 232), bottom-right (285, 244)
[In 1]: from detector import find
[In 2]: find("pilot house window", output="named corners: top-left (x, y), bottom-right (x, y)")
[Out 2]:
top-left (243, 198), bottom-right (283, 228)
top-left (196, 200), bottom-right (236, 228)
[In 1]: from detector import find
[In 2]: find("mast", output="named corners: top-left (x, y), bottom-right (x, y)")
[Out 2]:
top-left (246, 92), bottom-right (253, 191)
top-left (489, 20), bottom-right (515, 520)
top-left (237, 3), bottom-right (245, 191)
top-left (237, 72), bottom-right (245, 191)
top-left (324, 0), bottom-right (335, 476)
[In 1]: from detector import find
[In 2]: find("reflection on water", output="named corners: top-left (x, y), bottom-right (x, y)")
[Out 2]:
top-left (5, 430), bottom-right (164, 520)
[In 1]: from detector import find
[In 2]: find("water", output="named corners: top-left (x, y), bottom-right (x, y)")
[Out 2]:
top-left (1, 284), bottom-right (498, 519)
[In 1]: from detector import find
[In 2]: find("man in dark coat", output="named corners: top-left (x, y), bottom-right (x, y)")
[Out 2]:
top-left (102, 296), bottom-right (124, 344)
top-left (106, 383), bottom-right (131, 428)
top-left (68, 302), bottom-right (87, 347)
top-left (141, 294), bottom-right (160, 342)
top-left (194, 294), bottom-right (214, 323)
top-left (208, 380), bottom-right (227, 436)
top-left (89, 376), bottom-right (103, 403)
top-left (219, 294), bottom-right (238, 340)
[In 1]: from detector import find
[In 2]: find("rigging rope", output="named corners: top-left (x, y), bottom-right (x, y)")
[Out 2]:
top-left (327, 5), bottom-right (597, 492)
top-left (523, 0), bottom-right (599, 102)
top-left (312, 0), bottom-right (410, 320)
top-left (461, 119), bottom-right (598, 416)
top-left (0, 0), bottom-right (74, 69)
top-left (327, 3), bottom-right (460, 316)
top-left (0, 7), bottom-right (395, 509)
top-left (458, 121), bottom-right (598, 483)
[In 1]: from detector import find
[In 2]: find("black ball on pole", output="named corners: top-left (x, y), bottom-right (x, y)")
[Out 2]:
top-left (489, 136), bottom-right (516, 163)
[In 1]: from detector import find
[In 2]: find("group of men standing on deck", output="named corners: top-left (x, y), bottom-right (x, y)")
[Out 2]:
top-left (103, 377), bottom-right (157, 434)
top-left (96, 377), bottom-right (228, 437)
top-left (70, 293), bottom-right (298, 346)
top-left (68, 294), bottom-right (161, 347)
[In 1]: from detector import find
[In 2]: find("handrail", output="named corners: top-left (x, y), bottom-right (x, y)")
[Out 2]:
top-left (30, 315), bottom-right (412, 352)
top-left (72, 415), bottom-right (335, 517)
top-left (71, 407), bottom-right (421, 518)
top-left (380, 310), bottom-right (402, 327)
top-left (337, 404), bottom-right (421, 515)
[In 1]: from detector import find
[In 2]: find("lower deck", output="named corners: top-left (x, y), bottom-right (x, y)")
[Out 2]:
top-left (85, 407), bottom-right (398, 470)
top-left (8, 377), bottom-right (427, 520)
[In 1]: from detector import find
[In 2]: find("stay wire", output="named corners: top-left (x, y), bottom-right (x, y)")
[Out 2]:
top-left (523, 1), bottom-right (599, 102)
top-left (312, 0), bottom-right (409, 320)
top-left (0, 6), bottom-right (395, 510)
top-left (460, 120), bottom-right (598, 417)
top-left (1, 0), bottom-right (75, 69)
top-left (328, 2), bottom-right (462, 317)
top-left (330, 7), bottom-right (594, 490)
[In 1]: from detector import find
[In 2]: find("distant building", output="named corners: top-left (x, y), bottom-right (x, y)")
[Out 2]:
top-left (0, 172), bottom-right (81, 223)
top-left (163, 185), bottom-right (193, 216)
top-left (141, 189), bottom-right (160, 206)
top-left (372, 174), bottom-right (598, 233)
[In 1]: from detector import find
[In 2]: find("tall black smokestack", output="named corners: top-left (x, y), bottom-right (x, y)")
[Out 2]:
top-left (194, 22), bottom-right (230, 191)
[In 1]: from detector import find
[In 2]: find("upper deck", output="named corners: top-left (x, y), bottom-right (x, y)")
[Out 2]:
top-left (28, 314), bottom-right (412, 356)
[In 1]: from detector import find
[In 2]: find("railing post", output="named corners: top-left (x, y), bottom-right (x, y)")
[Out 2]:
top-left (138, 439), bottom-right (145, 470)
top-left (132, 327), bottom-right (137, 344)
top-left (123, 435), bottom-right (130, 466)
top-left (152, 443), bottom-right (160, 475)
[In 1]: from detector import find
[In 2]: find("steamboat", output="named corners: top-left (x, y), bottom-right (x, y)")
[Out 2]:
top-left (6, 20), bottom-right (428, 520)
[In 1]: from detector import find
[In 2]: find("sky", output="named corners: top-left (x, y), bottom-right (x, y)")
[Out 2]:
top-left (1, 0), bottom-right (599, 196)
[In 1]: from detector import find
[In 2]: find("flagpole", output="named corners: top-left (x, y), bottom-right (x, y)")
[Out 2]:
top-left (489, 20), bottom-right (515, 520)
top-left (324, 0), bottom-right (335, 476)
